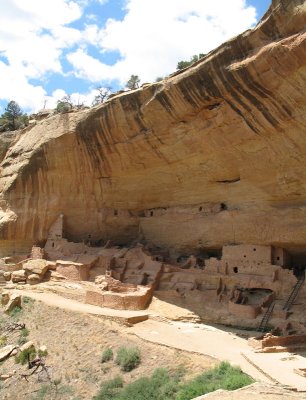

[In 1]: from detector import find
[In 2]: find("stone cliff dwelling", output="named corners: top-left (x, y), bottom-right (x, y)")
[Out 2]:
top-left (0, 214), bottom-right (305, 350)
top-left (0, 1), bottom-right (305, 386)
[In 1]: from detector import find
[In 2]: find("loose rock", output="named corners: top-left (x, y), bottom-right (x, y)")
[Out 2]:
top-left (0, 345), bottom-right (16, 361)
top-left (23, 259), bottom-right (48, 276)
top-left (11, 270), bottom-right (26, 283)
top-left (4, 293), bottom-right (21, 313)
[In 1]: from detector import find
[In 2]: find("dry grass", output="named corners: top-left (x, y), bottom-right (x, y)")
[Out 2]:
top-left (0, 295), bottom-right (216, 399)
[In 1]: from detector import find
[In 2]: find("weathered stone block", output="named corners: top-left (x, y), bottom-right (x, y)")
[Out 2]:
top-left (23, 259), bottom-right (48, 276)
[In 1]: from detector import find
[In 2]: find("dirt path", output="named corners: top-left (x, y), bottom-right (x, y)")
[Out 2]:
top-left (127, 319), bottom-right (306, 391)
top-left (10, 288), bottom-right (306, 391)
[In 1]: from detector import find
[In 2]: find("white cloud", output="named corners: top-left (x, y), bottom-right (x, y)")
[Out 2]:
top-left (0, 0), bottom-right (259, 112)
top-left (0, 0), bottom-right (83, 111)
top-left (86, 14), bottom-right (98, 22)
top-left (82, 24), bottom-right (101, 45)
top-left (44, 87), bottom-right (106, 110)
top-left (0, 0), bottom-right (83, 79)
top-left (68, 0), bottom-right (257, 84)
top-left (0, 61), bottom-right (47, 111)
top-left (66, 48), bottom-right (114, 81)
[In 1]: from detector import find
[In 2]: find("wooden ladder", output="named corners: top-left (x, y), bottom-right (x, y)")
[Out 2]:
top-left (257, 301), bottom-right (275, 333)
top-left (282, 273), bottom-right (305, 312)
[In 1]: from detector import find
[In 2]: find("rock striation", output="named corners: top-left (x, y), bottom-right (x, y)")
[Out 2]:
top-left (1, 0), bottom-right (306, 259)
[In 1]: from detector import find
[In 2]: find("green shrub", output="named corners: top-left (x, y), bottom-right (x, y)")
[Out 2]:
top-left (93, 362), bottom-right (253, 400)
top-left (56, 102), bottom-right (71, 113)
top-left (93, 376), bottom-right (123, 400)
top-left (175, 361), bottom-right (254, 400)
top-left (15, 347), bottom-right (36, 365)
top-left (101, 348), bottom-right (113, 363)
top-left (17, 327), bottom-right (29, 346)
top-left (23, 296), bottom-right (35, 305)
top-left (117, 368), bottom-right (176, 400)
top-left (9, 306), bottom-right (22, 319)
top-left (17, 336), bottom-right (27, 346)
top-left (20, 327), bottom-right (29, 337)
top-left (115, 346), bottom-right (141, 372)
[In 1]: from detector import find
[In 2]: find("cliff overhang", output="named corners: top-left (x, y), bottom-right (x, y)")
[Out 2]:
top-left (0, 0), bottom-right (306, 258)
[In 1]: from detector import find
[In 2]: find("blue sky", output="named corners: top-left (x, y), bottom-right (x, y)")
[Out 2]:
top-left (247, 0), bottom-right (270, 18)
top-left (0, 0), bottom-right (271, 113)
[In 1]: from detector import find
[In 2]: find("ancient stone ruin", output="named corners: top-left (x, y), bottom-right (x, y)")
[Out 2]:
top-left (0, 0), bottom-right (305, 359)
top-left (0, 215), bottom-right (305, 341)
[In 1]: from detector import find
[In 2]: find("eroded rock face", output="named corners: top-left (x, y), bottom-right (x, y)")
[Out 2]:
top-left (0, 132), bottom-right (19, 163)
top-left (1, 0), bottom-right (306, 257)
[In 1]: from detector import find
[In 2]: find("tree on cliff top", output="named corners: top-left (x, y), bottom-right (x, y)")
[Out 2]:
top-left (0, 100), bottom-right (28, 132)
top-left (56, 95), bottom-right (74, 113)
top-left (177, 53), bottom-right (205, 70)
top-left (92, 86), bottom-right (112, 106)
top-left (126, 75), bottom-right (140, 90)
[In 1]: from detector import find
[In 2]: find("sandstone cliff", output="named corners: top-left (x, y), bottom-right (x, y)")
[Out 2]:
top-left (1, 0), bottom-right (306, 258)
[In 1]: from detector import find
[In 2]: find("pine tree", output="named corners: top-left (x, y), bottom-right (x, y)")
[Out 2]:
top-left (0, 100), bottom-right (28, 132)
top-left (3, 101), bottom-right (22, 130)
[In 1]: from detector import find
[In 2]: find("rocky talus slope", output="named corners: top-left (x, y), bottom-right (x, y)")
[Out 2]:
top-left (1, 0), bottom-right (306, 257)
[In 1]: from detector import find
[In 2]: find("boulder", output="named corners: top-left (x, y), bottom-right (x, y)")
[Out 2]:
top-left (23, 259), bottom-right (48, 276)
top-left (19, 341), bottom-right (34, 353)
top-left (4, 293), bottom-right (21, 313)
top-left (2, 264), bottom-right (22, 272)
top-left (11, 270), bottom-right (26, 283)
top-left (26, 273), bottom-right (41, 285)
top-left (0, 345), bottom-right (16, 361)
top-left (3, 272), bottom-right (11, 281)
top-left (0, 374), bottom-right (12, 380)
top-left (39, 345), bottom-right (47, 354)
top-left (5, 283), bottom-right (16, 289)
top-left (0, 270), bottom-right (6, 282)
top-left (1, 292), bottom-right (10, 306)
